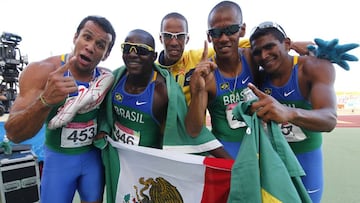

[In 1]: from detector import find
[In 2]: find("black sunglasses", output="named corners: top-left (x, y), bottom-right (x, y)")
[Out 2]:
top-left (121, 42), bottom-right (154, 56)
top-left (207, 24), bottom-right (241, 38)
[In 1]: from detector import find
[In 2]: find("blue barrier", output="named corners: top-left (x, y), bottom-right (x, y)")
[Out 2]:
top-left (0, 122), bottom-right (45, 161)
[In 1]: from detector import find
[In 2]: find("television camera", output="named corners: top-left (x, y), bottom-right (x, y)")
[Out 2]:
top-left (0, 32), bottom-right (28, 116)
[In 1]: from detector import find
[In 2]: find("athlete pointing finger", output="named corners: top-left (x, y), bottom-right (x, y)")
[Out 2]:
top-left (186, 40), bottom-right (217, 136)
top-left (5, 16), bottom-right (116, 203)
top-left (42, 56), bottom-right (78, 106)
top-left (190, 40), bottom-right (217, 92)
top-left (248, 82), bottom-right (291, 123)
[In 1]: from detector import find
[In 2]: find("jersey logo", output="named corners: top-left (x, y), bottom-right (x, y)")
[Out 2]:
top-left (183, 68), bottom-right (195, 87)
top-left (220, 82), bottom-right (230, 90)
top-left (264, 88), bottom-right (272, 95)
top-left (185, 75), bottom-right (192, 82)
top-left (136, 101), bottom-right (147, 106)
top-left (115, 93), bottom-right (123, 102)
top-left (284, 89), bottom-right (295, 97)
top-left (307, 188), bottom-right (321, 194)
top-left (241, 76), bottom-right (250, 84)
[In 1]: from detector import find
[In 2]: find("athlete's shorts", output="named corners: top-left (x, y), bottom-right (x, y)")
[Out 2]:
top-left (41, 146), bottom-right (104, 203)
top-left (296, 147), bottom-right (323, 203)
top-left (219, 140), bottom-right (241, 159)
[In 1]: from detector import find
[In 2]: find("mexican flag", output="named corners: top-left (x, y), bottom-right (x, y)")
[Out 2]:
top-left (102, 99), bottom-right (311, 203)
top-left (106, 132), bottom-right (311, 203)
top-left (108, 139), bottom-right (233, 203)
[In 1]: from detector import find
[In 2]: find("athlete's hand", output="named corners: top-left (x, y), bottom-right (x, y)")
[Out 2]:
top-left (307, 38), bottom-right (359, 71)
top-left (186, 41), bottom-right (216, 137)
top-left (290, 41), bottom-right (315, 55)
top-left (190, 41), bottom-right (217, 93)
top-left (247, 83), bottom-right (292, 123)
top-left (41, 56), bottom-right (78, 106)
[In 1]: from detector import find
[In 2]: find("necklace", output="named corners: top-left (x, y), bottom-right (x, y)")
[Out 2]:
top-left (219, 70), bottom-right (239, 94)
top-left (216, 48), bottom-right (243, 94)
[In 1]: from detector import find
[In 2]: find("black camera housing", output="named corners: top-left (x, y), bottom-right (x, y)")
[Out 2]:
top-left (0, 32), bottom-right (28, 114)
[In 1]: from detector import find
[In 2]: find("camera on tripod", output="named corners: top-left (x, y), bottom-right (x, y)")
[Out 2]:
top-left (0, 32), bottom-right (28, 116)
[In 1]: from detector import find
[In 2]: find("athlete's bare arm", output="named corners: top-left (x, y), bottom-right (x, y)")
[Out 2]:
top-left (249, 57), bottom-right (337, 132)
top-left (5, 56), bottom-right (78, 143)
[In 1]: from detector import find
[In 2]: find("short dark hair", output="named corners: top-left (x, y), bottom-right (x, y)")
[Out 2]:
top-left (250, 27), bottom-right (287, 43)
top-left (160, 12), bottom-right (188, 32)
top-left (208, 1), bottom-right (243, 27)
top-left (126, 29), bottom-right (155, 50)
top-left (76, 15), bottom-right (116, 56)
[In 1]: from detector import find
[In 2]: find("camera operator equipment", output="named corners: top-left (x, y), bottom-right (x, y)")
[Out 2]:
top-left (0, 32), bottom-right (28, 116)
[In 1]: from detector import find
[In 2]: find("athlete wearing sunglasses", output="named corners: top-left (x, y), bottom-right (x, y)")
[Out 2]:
top-left (98, 29), bottom-right (231, 202)
top-left (121, 42), bottom-right (154, 56)
top-left (248, 21), bottom-right (337, 203)
top-left (157, 12), bottom-right (251, 106)
top-left (186, 1), bottom-right (256, 160)
top-left (207, 24), bottom-right (242, 38)
top-left (186, 2), bottom-right (314, 202)
top-left (160, 31), bottom-right (188, 41)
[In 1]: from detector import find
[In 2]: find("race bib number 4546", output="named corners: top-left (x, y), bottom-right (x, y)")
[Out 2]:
top-left (113, 122), bottom-right (140, 146)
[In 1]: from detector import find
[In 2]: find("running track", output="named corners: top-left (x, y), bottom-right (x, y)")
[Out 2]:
top-left (205, 115), bottom-right (360, 128)
top-left (336, 115), bottom-right (360, 127)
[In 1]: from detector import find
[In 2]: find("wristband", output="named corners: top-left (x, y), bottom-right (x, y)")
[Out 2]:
top-left (39, 94), bottom-right (54, 107)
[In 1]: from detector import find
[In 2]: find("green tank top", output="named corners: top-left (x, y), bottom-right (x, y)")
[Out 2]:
top-left (45, 101), bottom-right (99, 154)
top-left (111, 71), bottom-right (163, 149)
top-left (45, 54), bottom-right (99, 154)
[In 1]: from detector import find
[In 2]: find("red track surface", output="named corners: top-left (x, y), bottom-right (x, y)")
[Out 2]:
top-left (336, 115), bottom-right (360, 128)
top-left (206, 115), bottom-right (360, 128)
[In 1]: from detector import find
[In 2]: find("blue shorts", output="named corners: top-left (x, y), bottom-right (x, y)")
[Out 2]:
top-left (296, 148), bottom-right (323, 203)
top-left (41, 146), bottom-right (104, 203)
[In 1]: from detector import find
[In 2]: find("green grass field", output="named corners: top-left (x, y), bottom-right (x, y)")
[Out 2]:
top-left (322, 128), bottom-right (360, 203)
top-left (73, 127), bottom-right (360, 203)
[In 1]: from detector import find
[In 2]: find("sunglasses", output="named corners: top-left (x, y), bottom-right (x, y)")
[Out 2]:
top-left (121, 42), bottom-right (154, 56)
top-left (250, 21), bottom-right (287, 38)
top-left (161, 32), bottom-right (188, 41)
top-left (207, 24), bottom-right (241, 38)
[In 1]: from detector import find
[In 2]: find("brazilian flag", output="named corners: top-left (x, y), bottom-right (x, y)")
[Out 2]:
top-left (227, 100), bottom-right (311, 203)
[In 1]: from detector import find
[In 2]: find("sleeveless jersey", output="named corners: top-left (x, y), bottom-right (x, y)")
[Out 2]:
top-left (111, 71), bottom-right (162, 149)
top-left (261, 56), bottom-right (322, 154)
top-left (208, 53), bottom-right (254, 143)
top-left (45, 54), bottom-right (100, 154)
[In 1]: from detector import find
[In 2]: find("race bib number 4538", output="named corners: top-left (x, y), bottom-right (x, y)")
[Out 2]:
top-left (61, 120), bottom-right (97, 148)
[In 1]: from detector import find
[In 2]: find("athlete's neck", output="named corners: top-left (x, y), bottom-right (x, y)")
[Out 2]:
top-left (125, 70), bottom-right (153, 94)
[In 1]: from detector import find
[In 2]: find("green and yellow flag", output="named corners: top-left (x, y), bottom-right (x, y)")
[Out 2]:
top-left (228, 100), bottom-right (312, 203)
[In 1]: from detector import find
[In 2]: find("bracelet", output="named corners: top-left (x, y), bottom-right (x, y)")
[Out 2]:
top-left (39, 94), bottom-right (54, 107)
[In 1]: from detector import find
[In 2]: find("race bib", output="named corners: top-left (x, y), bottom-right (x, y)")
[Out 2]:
top-left (225, 103), bottom-right (246, 129)
top-left (113, 122), bottom-right (140, 146)
top-left (280, 122), bottom-right (307, 142)
top-left (60, 120), bottom-right (97, 148)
